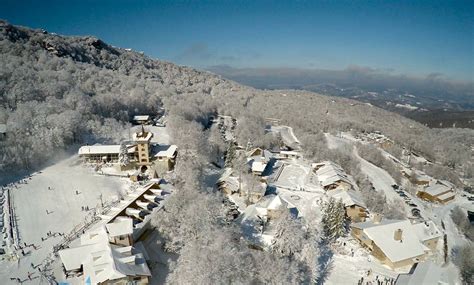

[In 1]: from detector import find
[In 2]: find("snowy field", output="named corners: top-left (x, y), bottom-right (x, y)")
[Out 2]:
top-left (0, 155), bottom-right (130, 284)
top-left (0, 125), bottom-right (177, 284)
top-left (276, 188), bottom-right (323, 218)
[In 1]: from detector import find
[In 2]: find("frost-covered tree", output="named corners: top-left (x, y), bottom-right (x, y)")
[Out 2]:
top-left (208, 124), bottom-right (226, 165)
top-left (383, 199), bottom-right (406, 219)
top-left (321, 197), bottom-right (347, 241)
top-left (360, 185), bottom-right (387, 214)
top-left (118, 142), bottom-right (129, 166)
top-left (271, 211), bottom-right (321, 283)
top-left (224, 142), bottom-right (237, 168)
top-left (452, 243), bottom-right (474, 285)
top-left (451, 206), bottom-right (474, 241)
top-left (166, 227), bottom-right (306, 284)
top-left (272, 211), bottom-right (306, 259)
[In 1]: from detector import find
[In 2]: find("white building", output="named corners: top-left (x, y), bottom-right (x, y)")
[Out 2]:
top-left (313, 161), bottom-right (354, 191)
top-left (417, 181), bottom-right (455, 204)
top-left (246, 148), bottom-right (273, 176)
top-left (395, 261), bottom-right (449, 285)
top-left (59, 217), bottom-right (151, 284)
top-left (328, 189), bottom-right (367, 222)
top-left (78, 144), bottom-right (136, 163)
top-left (351, 218), bottom-right (442, 269)
top-left (132, 115), bottom-right (151, 125)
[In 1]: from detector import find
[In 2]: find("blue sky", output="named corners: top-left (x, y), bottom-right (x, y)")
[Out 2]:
top-left (1, 0), bottom-right (473, 81)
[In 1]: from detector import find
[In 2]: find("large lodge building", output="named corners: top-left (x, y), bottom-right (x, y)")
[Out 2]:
top-left (78, 126), bottom-right (177, 172)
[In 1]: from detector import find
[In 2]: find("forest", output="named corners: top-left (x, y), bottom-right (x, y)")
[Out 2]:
top-left (1, 20), bottom-right (472, 179)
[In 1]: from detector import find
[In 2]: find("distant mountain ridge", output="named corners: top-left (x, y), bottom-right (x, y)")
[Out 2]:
top-left (207, 66), bottom-right (474, 129)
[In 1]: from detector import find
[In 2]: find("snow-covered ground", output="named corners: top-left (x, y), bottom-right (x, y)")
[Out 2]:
top-left (0, 155), bottom-right (130, 284)
top-left (272, 162), bottom-right (310, 191)
top-left (326, 238), bottom-right (400, 284)
top-left (0, 126), bottom-right (172, 284)
top-left (323, 132), bottom-right (467, 283)
top-left (355, 153), bottom-right (400, 202)
top-left (276, 188), bottom-right (323, 218)
top-left (326, 133), bottom-right (401, 202)
top-left (269, 125), bottom-right (301, 149)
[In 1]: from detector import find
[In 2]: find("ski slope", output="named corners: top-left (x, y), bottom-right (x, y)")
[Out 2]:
top-left (0, 155), bottom-right (129, 284)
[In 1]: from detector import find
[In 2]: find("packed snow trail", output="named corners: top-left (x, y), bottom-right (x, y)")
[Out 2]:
top-left (354, 151), bottom-right (399, 202)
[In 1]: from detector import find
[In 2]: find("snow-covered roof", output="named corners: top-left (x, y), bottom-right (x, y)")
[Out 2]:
top-left (217, 172), bottom-right (240, 193)
top-left (78, 145), bottom-right (136, 155)
top-left (217, 168), bottom-right (233, 182)
top-left (247, 148), bottom-right (263, 157)
top-left (105, 217), bottom-right (133, 237)
top-left (83, 243), bottom-right (151, 284)
top-left (436, 191), bottom-right (455, 201)
top-left (315, 161), bottom-right (353, 188)
top-left (280, 150), bottom-right (299, 156)
top-left (328, 189), bottom-right (366, 208)
top-left (247, 181), bottom-right (267, 195)
top-left (257, 194), bottom-right (287, 211)
top-left (153, 144), bottom-right (177, 158)
top-left (241, 204), bottom-right (267, 222)
top-left (59, 244), bottom-right (98, 271)
top-left (412, 221), bottom-right (442, 242)
top-left (319, 174), bottom-right (352, 187)
top-left (59, 225), bottom-right (151, 282)
top-left (395, 261), bottom-right (443, 285)
top-left (104, 182), bottom-right (163, 224)
top-left (251, 161), bottom-right (267, 173)
top-left (351, 219), bottom-right (426, 263)
top-left (81, 227), bottom-right (110, 245)
top-left (413, 170), bottom-right (432, 182)
top-left (0, 124), bottom-right (6, 133)
top-left (423, 183), bottom-right (452, 197)
top-left (133, 115), bottom-right (150, 121)
top-left (438, 180), bottom-right (455, 188)
top-left (132, 129), bottom-right (153, 142)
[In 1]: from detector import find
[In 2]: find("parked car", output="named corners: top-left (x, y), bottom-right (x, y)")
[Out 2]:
top-left (408, 202), bottom-right (417, 207)
top-left (399, 192), bottom-right (407, 197)
top-left (464, 186), bottom-right (473, 194)
top-left (468, 196), bottom-right (474, 201)
top-left (411, 208), bottom-right (421, 216)
top-left (392, 184), bottom-right (399, 190)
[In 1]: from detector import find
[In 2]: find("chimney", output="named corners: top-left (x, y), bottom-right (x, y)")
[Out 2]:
top-left (373, 213), bottom-right (382, 224)
top-left (394, 229), bottom-right (403, 241)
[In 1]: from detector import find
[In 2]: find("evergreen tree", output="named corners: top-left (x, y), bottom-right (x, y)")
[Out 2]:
top-left (224, 142), bottom-right (236, 168)
top-left (118, 142), bottom-right (130, 166)
top-left (321, 197), bottom-right (346, 241)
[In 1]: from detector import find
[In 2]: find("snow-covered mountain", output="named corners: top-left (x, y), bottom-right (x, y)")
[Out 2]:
top-left (0, 20), bottom-right (472, 176)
